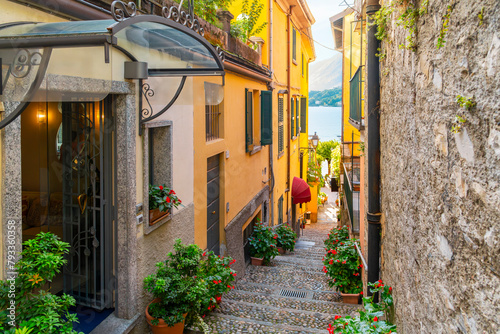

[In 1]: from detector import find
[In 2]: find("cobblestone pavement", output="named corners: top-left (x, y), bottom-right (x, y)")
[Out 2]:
top-left (197, 201), bottom-right (361, 333)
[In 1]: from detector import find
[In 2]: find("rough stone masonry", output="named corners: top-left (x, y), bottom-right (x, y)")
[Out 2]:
top-left (372, 0), bottom-right (499, 333)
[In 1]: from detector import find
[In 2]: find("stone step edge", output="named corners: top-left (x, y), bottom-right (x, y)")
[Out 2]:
top-left (226, 286), bottom-right (359, 309)
top-left (204, 312), bottom-right (330, 334)
top-left (247, 263), bottom-right (326, 275)
top-left (217, 299), bottom-right (357, 320)
top-left (235, 281), bottom-right (341, 296)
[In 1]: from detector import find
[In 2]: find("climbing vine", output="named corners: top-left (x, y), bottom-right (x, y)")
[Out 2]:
top-left (437, 3), bottom-right (453, 49)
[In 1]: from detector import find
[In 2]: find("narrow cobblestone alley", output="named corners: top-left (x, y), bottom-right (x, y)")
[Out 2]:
top-left (200, 199), bottom-right (360, 333)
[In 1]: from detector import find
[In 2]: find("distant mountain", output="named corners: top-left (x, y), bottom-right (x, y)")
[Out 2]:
top-left (309, 54), bottom-right (343, 92)
top-left (309, 87), bottom-right (342, 107)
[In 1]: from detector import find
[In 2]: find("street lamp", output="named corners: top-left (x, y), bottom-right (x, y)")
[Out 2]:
top-left (311, 132), bottom-right (319, 148)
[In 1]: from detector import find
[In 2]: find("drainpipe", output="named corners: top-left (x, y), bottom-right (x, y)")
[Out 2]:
top-left (366, 0), bottom-right (381, 301)
top-left (286, 5), bottom-right (294, 221)
top-left (269, 0), bottom-right (275, 225)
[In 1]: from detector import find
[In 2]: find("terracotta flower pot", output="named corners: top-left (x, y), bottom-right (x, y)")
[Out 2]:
top-left (149, 208), bottom-right (170, 226)
top-left (215, 294), bottom-right (222, 304)
top-left (277, 247), bottom-right (286, 255)
top-left (145, 298), bottom-right (187, 334)
top-left (251, 257), bottom-right (264, 266)
top-left (340, 292), bottom-right (360, 304)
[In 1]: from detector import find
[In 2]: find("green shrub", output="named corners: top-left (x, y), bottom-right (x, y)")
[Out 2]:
top-left (248, 221), bottom-right (279, 264)
top-left (275, 224), bottom-right (297, 252)
top-left (328, 281), bottom-right (397, 333)
top-left (0, 232), bottom-right (82, 334)
top-left (323, 239), bottom-right (362, 294)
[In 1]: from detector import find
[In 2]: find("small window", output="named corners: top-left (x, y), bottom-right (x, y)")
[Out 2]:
top-left (149, 126), bottom-right (172, 186)
top-left (295, 97), bottom-right (299, 136)
top-left (278, 96), bottom-right (284, 154)
top-left (245, 89), bottom-right (254, 152)
top-left (291, 97), bottom-right (295, 139)
top-left (300, 97), bottom-right (307, 134)
top-left (292, 28), bottom-right (297, 62)
top-left (205, 82), bottom-right (224, 141)
top-left (302, 53), bottom-right (304, 77)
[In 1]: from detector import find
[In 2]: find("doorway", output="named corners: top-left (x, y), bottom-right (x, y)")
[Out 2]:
top-left (21, 99), bottom-right (115, 311)
top-left (207, 154), bottom-right (220, 255)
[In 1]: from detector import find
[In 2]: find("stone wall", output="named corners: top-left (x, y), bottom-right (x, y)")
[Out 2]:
top-left (376, 0), bottom-right (499, 332)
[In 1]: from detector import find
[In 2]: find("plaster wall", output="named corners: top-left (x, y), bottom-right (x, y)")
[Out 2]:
top-left (376, 1), bottom-right (500, 332)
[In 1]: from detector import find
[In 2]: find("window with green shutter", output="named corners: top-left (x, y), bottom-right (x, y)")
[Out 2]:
top-left (278, 195), bottom-right (284, 225)
top-left (292, 27), bottom-right (297, 62)
top-left (295, 97), bottom-right (299, 136)
top-left (278, 96), bottom-right (284, 154)
top-left (300, 97), bottom-right (307, 134)
top-left (245, 89), bottom-right (253, 152)
top-left (290, 97), bottom-right (295, 139)
top-left (260, 90), bottom-right (272, 145)
top-left (302, 53), bottom-right (304, 76)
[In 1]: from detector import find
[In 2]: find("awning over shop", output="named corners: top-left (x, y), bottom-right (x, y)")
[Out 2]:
top-left (0, 5), bottom-right (225, 132)
top-left (292, 177), bottom-right (311, 204)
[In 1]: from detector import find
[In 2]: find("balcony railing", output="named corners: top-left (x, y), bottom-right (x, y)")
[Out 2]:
top-left (343, 163), bottom-right (360, 233)
top-left (349, 66), bottom-right (364, 127)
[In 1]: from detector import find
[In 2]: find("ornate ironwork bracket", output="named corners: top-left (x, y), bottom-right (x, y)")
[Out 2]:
top-left (139, 76), bottom-right (187, 135)
top-left (111, 1), bottom-right (137, 21)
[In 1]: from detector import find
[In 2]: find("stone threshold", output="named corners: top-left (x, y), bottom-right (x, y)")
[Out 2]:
top-left (236, 281), bottom-right (332, 293)
top-left (89, 312), bottom-right (140, 334)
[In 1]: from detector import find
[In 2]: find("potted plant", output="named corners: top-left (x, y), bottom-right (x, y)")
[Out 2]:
top-left (248, 221), bottom-right (280, 265)
top-left (327, 281), bottom-right (396, 333)
top-left (0, 232), bottom-right (82, 334)
top-left (276, 223), bottom-right (297, 254)
top-left (323, 232), bottom-right (362, 304)
top-left (143, 240), bottom-right (207, 334)
top-left (198, 251), bottom-right (237, 312)
top-left (149, 185), bottom-right (183, 226)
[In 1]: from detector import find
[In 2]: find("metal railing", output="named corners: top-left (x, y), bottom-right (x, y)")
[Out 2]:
top-left (343, 164), bottom-right (360, 233)
top-left (349, 66), bottom-right (364, 126)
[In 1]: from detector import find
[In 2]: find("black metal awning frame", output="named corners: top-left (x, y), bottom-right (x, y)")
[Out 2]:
top-left (0, 0), bottom-right (225, 135)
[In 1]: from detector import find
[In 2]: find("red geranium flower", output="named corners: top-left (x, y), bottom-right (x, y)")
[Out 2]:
top-left (159, 185), bottom-right (163, 190)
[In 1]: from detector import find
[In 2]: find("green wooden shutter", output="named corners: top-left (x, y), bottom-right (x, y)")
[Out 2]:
top-left (295, 98), bottom-right (299, 136)
top-left (292, 28), bottom-right (297, 61)
top-left (260, 90), bottom-right (272, 146)
top-left (300, 97), bottom-right (307, 133)
top-left (245, 89), bottom-right (253, 152)
top-left (278, 96), bottom-right (284, 153)
top-left (290, 98), bottom-right (295, 139)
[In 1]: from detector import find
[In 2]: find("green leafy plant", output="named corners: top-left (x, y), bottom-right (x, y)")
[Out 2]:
top-left (174, 0), bottom-right (234, 26)
top-left (318, 191), bottom-right (328, 205)
top-left (456, 95), bottom-right (476, 111)
top-left (327, 281), bottom-right (397, 333)
top-left (307, 160), bottom-right (323, 185)
top-left (276, 223), bottom-right (297, 252)
top-left (0, 232), bottom-right (82, 334)
top-left (478, 7), bottom-right (485, 26)
top-left (198, 251), bottom-right (237, 315)
top-left (248, 220), bottom-right (280, 264)
top-left (316, 140), bottom-right (339, 176)
top-left (376, 47), bottom-right (387, 61)
top-left (324, 226), bottom-right (350, 251)
top-left (437, 4), bottom-right (453, 49)
top-left (358, 141), bottom-right (365, 157)
top-left (451, 115), bottom-right (466, 134)
top-left (143, 239), bottom-right (208, 327)
top-left (149, 184), bottom-right (183, 212)
top-left (323, 236), bottom-right (362, 294)
top-left (372, 4), bottom-right (394, 42)
top-left (330, 145), bottom-right (341, 183)
top-left (230, 0), bottom-right (267, 43)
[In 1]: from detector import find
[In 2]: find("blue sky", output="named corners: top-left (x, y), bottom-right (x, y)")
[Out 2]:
top-left (307, 0), bottom-right (346, 62)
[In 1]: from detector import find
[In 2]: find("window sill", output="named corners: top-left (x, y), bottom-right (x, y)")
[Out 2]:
top-left (278, 151), bottom-right (285, 159)
top-left (291, 136), bottom-right (298, 141)
top-left (292, 59), bottom-right (298, 66)
top-left (250, 145), bottom-right (262, 156)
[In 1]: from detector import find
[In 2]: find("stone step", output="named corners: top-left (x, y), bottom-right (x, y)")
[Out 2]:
top-left (223, 288), bottom-right (360, 316)
top-left (240, 266), bottom-right (331, 291)
top-left (209, 299), bottom-right (356, 331)
top-left (234, 281), bottom-right (344, 304)
top-left (201, 313), bottom-right (329, 334)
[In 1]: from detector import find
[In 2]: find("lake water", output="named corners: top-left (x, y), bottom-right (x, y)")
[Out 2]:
top-left (308, 106), bottom-right (342, 142)
top-left (308, 106), bottom-right (342, 176)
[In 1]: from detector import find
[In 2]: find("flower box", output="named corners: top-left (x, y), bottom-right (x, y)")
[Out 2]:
top-left (340, 292), bottom-right (360, 304)
top-left (149, 208), bottom-right (170, 226)
top-left (251, 257), bottom-right (264, 266)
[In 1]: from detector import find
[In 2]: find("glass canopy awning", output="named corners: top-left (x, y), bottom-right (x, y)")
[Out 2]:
top-left (0, 11), bottom-right (225, 132)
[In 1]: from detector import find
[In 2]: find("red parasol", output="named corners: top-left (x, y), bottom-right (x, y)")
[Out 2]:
top-left (291, 177), bottom-right (311, 204)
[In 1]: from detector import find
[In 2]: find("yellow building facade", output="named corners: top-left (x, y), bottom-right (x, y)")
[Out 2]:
top-left (227, 0), bottom-right (316, 232)
top-left (330, 7), bottom-right (367, 269)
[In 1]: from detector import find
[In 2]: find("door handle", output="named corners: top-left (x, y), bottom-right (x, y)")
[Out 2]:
top-left (212, 211), bottom-right (216, 214)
